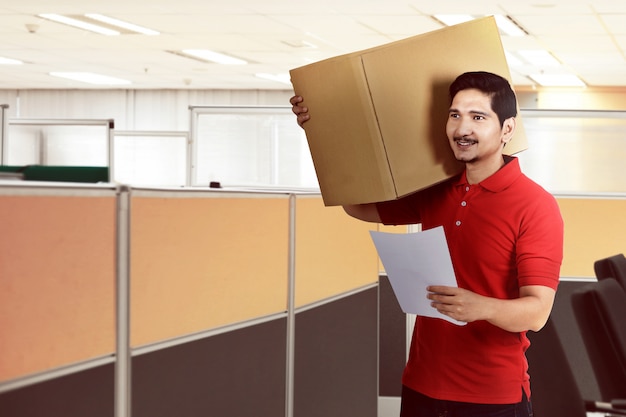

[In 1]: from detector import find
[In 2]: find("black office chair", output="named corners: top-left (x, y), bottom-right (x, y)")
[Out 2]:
top-left (594, 253), bottom-right (626, 289)
top-left (572, 278), bottom-right (626, 403)
top-left (526, 316), bottom-right (626, 417)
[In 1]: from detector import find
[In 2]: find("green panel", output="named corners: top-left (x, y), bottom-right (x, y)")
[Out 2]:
top-left (0, 165), bottom-right (109, 183)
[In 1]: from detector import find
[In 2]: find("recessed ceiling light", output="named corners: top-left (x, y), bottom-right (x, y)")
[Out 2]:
top-left (528, 73), bottom-right (586, 87)
top-left (38, 13), bottom-right (120, 36)
top-left (85, 14), bottom-right (160, 35)
top-left (0, 56), bottom-right (23, 65)
top-left (50, 72), bottom-right (131, 85)
top-left (181, 49), bottom-right (247, 65)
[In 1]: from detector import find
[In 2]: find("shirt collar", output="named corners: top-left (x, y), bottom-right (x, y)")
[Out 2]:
top-left (455, 156), bottom-right (522, 192)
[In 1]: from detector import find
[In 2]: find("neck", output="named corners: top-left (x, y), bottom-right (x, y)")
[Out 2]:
top-left (465, 156), bottom-right (506, 184)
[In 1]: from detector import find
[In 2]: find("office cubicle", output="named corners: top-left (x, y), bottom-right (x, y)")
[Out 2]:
top-left (0, 184), bottom-right (379, 417)
top-left (4, 118), bottom-right (114, 169)
top-left (188, 105), bottom-right (317, 189)
top-left (518, 109), bottom-right (626, 194)
top-left (2, 106), bottom-right (315, 190)
top-left (2, 106), bottom-right (625, 416)
top-left (112, 130), bottom-right (189, 187)
top-left (0, 182), bottom-right (119, 417)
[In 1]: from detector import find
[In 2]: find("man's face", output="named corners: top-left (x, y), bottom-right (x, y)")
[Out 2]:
top-left (445, 88), bottom-right (514, 165)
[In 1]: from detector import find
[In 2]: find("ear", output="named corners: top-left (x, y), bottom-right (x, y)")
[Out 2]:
top-left (501, 117), bottom-right (516, 145)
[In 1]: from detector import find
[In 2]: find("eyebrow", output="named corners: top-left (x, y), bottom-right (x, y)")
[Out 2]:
top-left (448, 108), bottom-right (490, 117)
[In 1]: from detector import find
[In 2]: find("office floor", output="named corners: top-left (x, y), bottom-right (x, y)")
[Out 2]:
top-left (378, 397), bottom-right (401, 417)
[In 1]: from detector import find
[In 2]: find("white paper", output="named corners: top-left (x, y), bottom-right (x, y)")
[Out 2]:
top-left (370, 226), bottom-right (466, 326)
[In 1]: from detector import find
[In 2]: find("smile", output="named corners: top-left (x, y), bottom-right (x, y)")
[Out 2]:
top-left (454, 138), bottom-right (478, 146)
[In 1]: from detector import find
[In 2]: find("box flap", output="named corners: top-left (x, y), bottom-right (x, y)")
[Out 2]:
top-left (290, 53), bottom-right (397, 206)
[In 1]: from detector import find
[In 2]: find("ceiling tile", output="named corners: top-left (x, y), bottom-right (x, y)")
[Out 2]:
top-left (1, 0), bottom-right (625, 89)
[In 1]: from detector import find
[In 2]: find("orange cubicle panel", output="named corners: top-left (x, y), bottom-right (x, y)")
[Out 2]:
top-left (557, 197), bottom-right (626, 278)
top-left (372, 198), bottom-right (626, 279)
top-left (0, 192), bottom-right (116, 382)
top-left (130, 192), bottom-right (290, 347)
top-left (294, 196), bottom-right (379, 307)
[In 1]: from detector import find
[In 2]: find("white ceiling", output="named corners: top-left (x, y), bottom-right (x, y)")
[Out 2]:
top-left (1, 0), bottom-right (626, 90)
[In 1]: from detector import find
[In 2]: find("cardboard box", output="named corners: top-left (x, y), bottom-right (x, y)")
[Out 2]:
top-left (289, 16), bottom-right (528, 206)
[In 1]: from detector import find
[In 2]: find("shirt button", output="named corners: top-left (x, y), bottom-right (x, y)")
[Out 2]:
top-left (455, 220), bottom-right (461, 226)
top-left (465, 186), bottom-right (470, 192)
top-left (461, 201), bottom-right (467, 207)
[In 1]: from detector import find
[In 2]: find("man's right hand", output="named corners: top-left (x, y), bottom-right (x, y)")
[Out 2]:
top-left (289, 94), bottom-right (382, 223)
top-left (289, 95), bottom-right (310, 128)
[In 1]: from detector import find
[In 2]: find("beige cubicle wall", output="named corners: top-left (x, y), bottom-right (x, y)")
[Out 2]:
top-left (557, 195), bottom-right (626, 278)
top-left (0, 184), bottom-right (117, 382)
top-left (0, 185), bottom-right (382, 417)
top-left (129, 190), bottom-right (384, 346)
top-left (294, 196), bottom-right (379, 308)
top-left (129, 190), bottom-right (291, 347)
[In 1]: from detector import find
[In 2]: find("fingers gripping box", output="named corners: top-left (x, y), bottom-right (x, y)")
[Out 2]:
top-left (289, 16), bottom-right (527, 206)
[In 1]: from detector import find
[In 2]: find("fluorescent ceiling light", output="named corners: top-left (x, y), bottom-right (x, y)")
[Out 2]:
top-left (182, 49), bottom-right (247, 65)
top-left (494, 15), bottom-right (526, 37)
top-left (255, 73), bottom-right (291, 84)
top-left (528, 74), bottom-right (586, 87)
top-left (0, 56), bottom-right (23, 65)
top-left (50, 72), bottom-right (131, 85)
top-left (434, 14), bottom-right (474, 26)
top-left (504, 51), bottom-right (523, 67)
top-left (518, 50), bottom-right (560, 67)
top-left (85, 14), bottom-right (160, 35)
top-left (38, 13), bottom-right (120, 36)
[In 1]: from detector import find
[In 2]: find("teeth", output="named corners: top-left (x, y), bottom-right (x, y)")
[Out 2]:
top-left (456, 139), bottom-right (476, 146)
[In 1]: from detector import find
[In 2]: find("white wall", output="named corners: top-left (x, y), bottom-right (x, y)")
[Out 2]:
top-left (0, 88), bottom-right (295, 130)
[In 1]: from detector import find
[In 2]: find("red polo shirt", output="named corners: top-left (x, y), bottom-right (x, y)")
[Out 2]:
top-left (377, 156), bottom-right (563, 404)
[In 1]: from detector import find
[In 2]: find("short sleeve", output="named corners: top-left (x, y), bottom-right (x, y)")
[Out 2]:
top-left (516, 193), bottom-right (564, 289)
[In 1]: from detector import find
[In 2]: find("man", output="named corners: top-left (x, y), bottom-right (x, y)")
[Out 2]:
top-left (290, 71), bottom-right (564, 417)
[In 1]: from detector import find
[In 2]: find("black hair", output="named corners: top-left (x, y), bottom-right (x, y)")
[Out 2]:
top-left (449, 71), bottom-right (517, 127)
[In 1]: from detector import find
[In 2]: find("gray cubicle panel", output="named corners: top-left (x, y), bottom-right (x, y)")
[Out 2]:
top-left (0, 365), bottom-right (114, 417)
top-left (549, 279), bottom-right (601, 400)
top-left (0, 318), bottom-right (288, 417)
top-left (131, 317), bottom-right (288, 417)
top-left (294, 287), bottom-right (378, 417)
top-left (131, 286), bottom-right (379, 417)
top-left (378, 275), bottom-right (407, 397)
